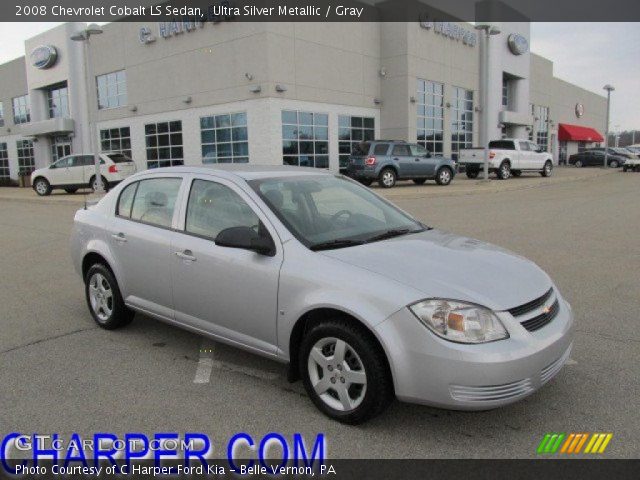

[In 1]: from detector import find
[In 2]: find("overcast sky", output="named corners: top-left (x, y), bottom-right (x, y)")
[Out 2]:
top-left (0, 22), bottom-right (638, 131)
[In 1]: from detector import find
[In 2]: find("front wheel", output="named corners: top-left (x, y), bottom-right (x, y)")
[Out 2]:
top-left (33, 178), bottom-right (51, 196)
top-left (541, 161), bottom-right (553, 177)
top-left (497, 161), bottom-right (511, 180)
top-left (85, 264), bottom-right (134, 330)
top-left (300, 319), bottom-right (393, 424)
top-left (435, 167), bottom-right (453, 186)
top-left (377, 168), bottom-right (397, 188)
top-left (574, 160), bottom-right (583, 168)
top-left (609, 160), bottom-right (619, 169)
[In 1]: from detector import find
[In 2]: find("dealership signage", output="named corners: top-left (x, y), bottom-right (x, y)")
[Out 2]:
top-left (575, 103), bottom-right (584, 118)
top-left (507, 33), bottom-right (529, 55)
top-left (30, 45), bottom-right (58, 69)
top-left (419, 19), bottom-right (477, 47)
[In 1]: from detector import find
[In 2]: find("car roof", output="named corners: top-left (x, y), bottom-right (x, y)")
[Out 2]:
top-left (134, 164), bottom-right (334, 181)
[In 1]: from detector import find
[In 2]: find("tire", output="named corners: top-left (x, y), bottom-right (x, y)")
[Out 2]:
top-left (609, 160), bottom-right (619, 169)
top-left (299, 318), bottom-right (394, 424)
top-left (496, 161), bottom-right (511, 180)
top-left (377, 168), bottom-right (397, 188)
top-left (512, 170), bottom-right (522, 177)
top-left (84, 263), bottom-right (134, 330)
top-left (541, 160), bottom-right (553, 177)
top-left (358, 179), bottom-right (373, 187)
top-left (90, 175), bottom-right (109, 192)
top-left (574, 160), bottom-right (583, 168)
top-left (64, 188), bottom-right (78, 194)
top-left (435, 167), bottom-right (453, 186)
top-left (33, 177), bottom-right (51, 196)
top-left (465, 169), bottom-right (479, 179)
top-left (412, 178), bottom-right (427, 185)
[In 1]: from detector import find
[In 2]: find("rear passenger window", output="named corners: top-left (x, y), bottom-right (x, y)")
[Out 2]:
top-left (185, 179), bottom-right (260, 240)
top-left (392, 145), bottom-right (410, 156)
top-left (130, 178), bottom-right (182, 228)
top-left (373, 144), bottom-right (389, 155)
top-left (117, 182), bottom-right (138, 218)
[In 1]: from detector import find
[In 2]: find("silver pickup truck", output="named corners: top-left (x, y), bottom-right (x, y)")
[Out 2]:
top-left (459, 139), bottom-right (554, 179)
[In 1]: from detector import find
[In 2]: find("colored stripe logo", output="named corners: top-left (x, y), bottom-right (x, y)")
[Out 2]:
top-left (537, 433), bottom-right (612, 454)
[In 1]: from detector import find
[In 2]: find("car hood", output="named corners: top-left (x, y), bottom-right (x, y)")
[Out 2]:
top-left (320, 229), bottom-right (553, 311)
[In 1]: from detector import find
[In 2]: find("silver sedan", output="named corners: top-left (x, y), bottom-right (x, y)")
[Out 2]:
top-left (71, 165), bottom-right (574, 424)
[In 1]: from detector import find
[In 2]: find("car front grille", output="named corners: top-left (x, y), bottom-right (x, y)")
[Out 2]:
top-left (520, 300), bottom-right (560, 332)
top-left (450, 378), bottom-right (535, 402)
top-left (507, 287), bottom-right (553, 317)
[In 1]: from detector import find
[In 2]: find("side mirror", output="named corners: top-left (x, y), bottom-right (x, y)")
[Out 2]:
top-left (215, 225), bottom-right (275, 256)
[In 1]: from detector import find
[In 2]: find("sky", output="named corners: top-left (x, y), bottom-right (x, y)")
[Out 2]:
top-left (0, 22), bottom-right (638, 131)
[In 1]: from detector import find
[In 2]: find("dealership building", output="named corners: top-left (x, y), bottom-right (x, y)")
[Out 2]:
top-left (0, 20), bottom-right (607, 182)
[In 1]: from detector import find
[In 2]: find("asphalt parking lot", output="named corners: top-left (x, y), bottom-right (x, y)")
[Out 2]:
top-left (0, 168), bottom-right (638, 459)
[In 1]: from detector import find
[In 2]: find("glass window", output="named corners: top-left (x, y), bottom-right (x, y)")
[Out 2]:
top-left (145, 121), bottom-right (183, 168)
top-left (502, 76), bottom-right (510, 108)
top-left (47, 83), bottom-right (69, 118)
top-left (0, 101), bottom-right (4, 127)
top-left (97, 70), bottom-right (127, 109)
top-left (130, 178), bottom-right (182, 228)
top-left (50, 135), bottom-right (72, 163)
top-left (281, 110), bottom-right (330, 169)
top-left (185, 179), bottom-right (260, 240)
top-left (338, 115), bottom-right (375, 170)
top-left (534, 105), bottom-right (550, 152)
top-left (16, 139), bottom-right (35, 175)
top-left (392, 145), bottom-right (410, 156)
top-left (12, 94), bottom-right (30, 124)
top-left (409, 144), bottom-right (428, 156)
top-left (373, 143), bottom-right (389, 155)
top-left (53, 156), bottom-right (74, 168)
top-left (519, 141), bottom-right (530, 151)
top-left (200, 112), bottom-right (249, 164)
top-left (0, 143), bottom-right (9, 180)
top-left (417, 79), bottom-right (444, 156)
top-left (100, 127), bottom-right (132, 158)
top-left (450, 87), bottom-right (474, 160)
top-left (117, 181), bottom-right (138, 218)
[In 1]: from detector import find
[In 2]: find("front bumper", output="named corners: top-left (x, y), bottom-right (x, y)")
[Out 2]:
top-left (375, 291), bottom-right (574, 410)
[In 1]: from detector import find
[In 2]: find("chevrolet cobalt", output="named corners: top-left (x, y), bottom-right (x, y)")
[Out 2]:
top-left (71, 166), bottom-right (574, 424)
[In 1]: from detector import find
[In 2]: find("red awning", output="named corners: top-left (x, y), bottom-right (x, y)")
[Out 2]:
top-left (558, 123), bottom-right (604, 142)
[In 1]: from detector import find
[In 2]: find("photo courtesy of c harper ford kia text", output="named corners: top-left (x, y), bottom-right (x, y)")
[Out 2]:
top-left (0, 0), bottom-right (638, 479)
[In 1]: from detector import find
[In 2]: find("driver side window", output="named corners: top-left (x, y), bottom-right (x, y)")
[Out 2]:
top-left (185, 179), bottom-right (260, 240)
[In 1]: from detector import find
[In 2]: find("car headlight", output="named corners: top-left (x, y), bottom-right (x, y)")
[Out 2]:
top-left (409, 299), bottom-right (509, 344)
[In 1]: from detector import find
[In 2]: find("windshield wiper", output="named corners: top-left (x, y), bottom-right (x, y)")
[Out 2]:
top-left (366, 227), bottom-right (424, 244)
top-left (310, 238), bottom-right (365, 251)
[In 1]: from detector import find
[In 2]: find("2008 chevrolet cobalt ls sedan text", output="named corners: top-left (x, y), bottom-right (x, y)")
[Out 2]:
top-left (71, 165), bottom-right (574, 424)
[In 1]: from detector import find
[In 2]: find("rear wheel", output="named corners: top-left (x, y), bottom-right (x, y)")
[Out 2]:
top-left (412, 178), bottom-right (427, 185)
top-left (497, 161), bottom-right (511, 180)
top-left (85, 264), bottom-right (134, 330)
top-left (90, 175), bottom-right (109, 192)
top-left (33, 178), bottom-right (51, 196)
top-left (378, 168), bottom-right (397, 188)
top-left (435, 167), bottom-right (453, 186)
top-left (609, 159), bottom-right (619, 169)
top-left (299, 318), bottom-right (393, 424)
top-left (574, 159), bottom-right (583, 168)
top-left (465, 169), bottom-right (479, 179)
top-left (541, 161), bottom-right (553, 177)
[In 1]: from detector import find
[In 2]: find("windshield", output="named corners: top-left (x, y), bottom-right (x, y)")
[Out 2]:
top-left (250, 175), bottom-right (425, 249)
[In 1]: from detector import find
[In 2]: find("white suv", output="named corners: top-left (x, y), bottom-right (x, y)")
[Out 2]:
top-left (31, 153), bottom-right (137, 196)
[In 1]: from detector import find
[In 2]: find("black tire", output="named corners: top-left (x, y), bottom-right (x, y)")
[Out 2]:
top-left (496, 161), bottom-right (511, 180)
top-left (299, 318), bottom-right (394, 425)
top-left (84, 263), bottom-right (134, 330)
top-left (609, 160), bottom-right (619, 169)
top-left (512, 170), bottom-right (522, 177)
top-left (358, 179), bottom-right (373, 187)
top-left (541, 160), bottom-right (553, 177)
top-left (412, 178), bottom-right (427, 185)
top-left (574, 159), bottom-right (583, 168)
top-left (90, 175), bottom-right (109, 192)
top-left (64, 188), bottom-right (78, 194)
top-left (465, 169), bottom-right (479, 179)
top-left (33, 177), bottom-right (51, 196)
top-left (377, 168), bottom-right (397, 188)
top-left (435, 167), bottom-right (453, 186)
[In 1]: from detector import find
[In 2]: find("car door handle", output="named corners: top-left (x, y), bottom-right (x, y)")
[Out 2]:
top-left (111, 233), bottom-right (127, 243)
top-left (175, 250), bottom-right (197, 262)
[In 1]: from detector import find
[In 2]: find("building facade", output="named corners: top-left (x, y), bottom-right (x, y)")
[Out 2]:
top-left (0, 21), bottom-right (607, 182)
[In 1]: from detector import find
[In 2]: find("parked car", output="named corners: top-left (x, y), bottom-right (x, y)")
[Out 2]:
top-left (31, 152), bottom-right (137, 196)
top-left (625, 145), bottom-right (640, 155)
top-left (71, 165), bottom-right (574, 424)
top-left (622, 155), bottom-right (640, 172)
top-left (346, 140), bottom-right (457, 188)
top-left (568, 149), bottom-right (626, 168)
top-left (590, 147), bottom-right (637, 160)
top-left (459, 139), bottom-right (553, 180)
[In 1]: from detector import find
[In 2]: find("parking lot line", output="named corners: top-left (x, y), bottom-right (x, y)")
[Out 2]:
top-left (194, 339), bottom-right (216, 384)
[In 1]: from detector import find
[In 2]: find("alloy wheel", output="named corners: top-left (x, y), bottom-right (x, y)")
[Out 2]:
top-left (88, 272), bottom-right (114, 323)
top-left (307, 337), bottom-right (367, 412)
top-left (382, 171), bottom-right (395, 187)
top-left (35, 181), bottom-right (48, 195)
top-left (439, 169), bottom-right (451, 184)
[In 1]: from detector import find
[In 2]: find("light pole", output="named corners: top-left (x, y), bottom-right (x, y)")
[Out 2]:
top-left (71, 23), bottom-right (104, 192)
top-left (603, 84), bottom-right (614, 168)
top-left (475, 23), bottom-right (501, 181)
